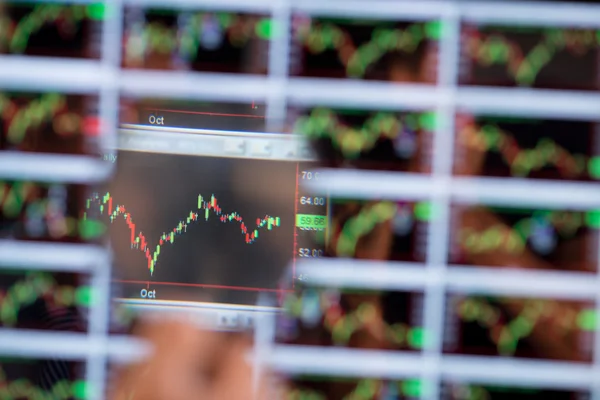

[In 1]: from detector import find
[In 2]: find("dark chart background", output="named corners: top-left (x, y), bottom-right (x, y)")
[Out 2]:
top-left (110, 151), bottom-right (297, 306)
top-left (440, 383), bottom-right (590, 400)
top-left (454, 115), bottom-right (600, 181)
top-left (449, 204), bottom-right (599, 273)
top-left (0, 358), bottom-right (86, 399)
top-left (0, 270), bottom-right (88, 332)
top-left (121, 8), bottom-right (269, 73)
top-left (326, 200), bottom-right (429, 262)
top-left (1, 92), bottom-right (101, 155)
top-left (290, 15), bottom-right (437, 82)
top-left (284, 375), bottom-right (424, 400)
top-left (276, 287), bottom-right (425, 351)
top-left (0, 181), bottom-right (95, 243)
top-left (459, 24), bottom-right (600, 90)
top-left (1, 3), bottom-right (102, 58)
top-left (290, 108), bottom-right (433, 172)
top-left (443, 294), bottom-right (594, 362)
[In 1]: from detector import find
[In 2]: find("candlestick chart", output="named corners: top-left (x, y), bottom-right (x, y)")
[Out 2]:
top-left (460, 25), bottom-right (600, 89)
top-left (293, 108), bottom-right (434, 162)
top-left (122, 8), bottom-right (270, 73)
top-left (332, 201), bottom-right (397, 257)
top-left (0, 92), bottom-right (100, 154)
top-left (0, 2), bottom-right (103, 58)
top-left (283, 290), bottom-right (425, 350)
top-left (86, 191), bottom-right (281, 276)
top-left (110, 151), bottom-right (295, 305)
top-left (286, 377), bottom-right (426, 400)
top-left (458, 209), bottom-right (595, 255)
top-left (328, 200), bottom-right (430, 262)
top-left (443, 382), bottom-right (589, 400)
top-left (446, 295), bottom-right (595, 361)
top-left (291, 17), bottom-right (440, 80)
top-left (455, 116), bottom-right (600, 181)
top-left (0, 271), bottom-right (91, 328)
top-left (0, 181), bottom-right (105, 241)
top-left (0, 363), bottom-right (87, 400)
top-left (452, 205), bottom-right (599, 272)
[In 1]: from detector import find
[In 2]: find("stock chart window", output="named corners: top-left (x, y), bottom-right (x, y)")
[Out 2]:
top-left (0, 92), bottom-right (102, 155)
top-left (440, 383), bottom-right (591, 400)
top-left (276, 286), bottom-right (425, 351)
top-left (120, 97), bottom-right (266, 132)
top-left (449, 204), bottom-right (600, 273)
top-left (104, 142), bottom-right (326, 307)
top-left (325, 199), bottom-right (430, 262)
top-left (0, 181), bottom-right (105, 243)
top-left (121, 8), bottom-right (270, 73)
top-left (443, 294), bottom-right (595, 362)
top-left (289, 15), bottom-right (439, 82)
top-left (281, 375), bottom-right (428, 400)
top-left (0, 270), bottom-right (91, 332)
top-left (0, 2), bottom-right (103, 58)
top-left (454, 114), bottom-right (600, 181)
top-left (290, 108), bottom-right (434, 172)
top-left (458, 23), bottom-right (600, 90)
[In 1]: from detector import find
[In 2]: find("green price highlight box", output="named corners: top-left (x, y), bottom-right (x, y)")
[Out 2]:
top-left (296, 214), bottom-right (327, 230)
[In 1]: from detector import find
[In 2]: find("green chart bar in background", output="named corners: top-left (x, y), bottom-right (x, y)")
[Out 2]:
top-left (296, 214), bottom-right (327, 230)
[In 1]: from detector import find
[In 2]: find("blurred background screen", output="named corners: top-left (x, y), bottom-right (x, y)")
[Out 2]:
top-left (1, 0), bottom-right (600, 399)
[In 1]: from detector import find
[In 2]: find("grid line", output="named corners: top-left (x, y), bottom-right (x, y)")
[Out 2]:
top-left (422, 6), bottom-right (460, 397)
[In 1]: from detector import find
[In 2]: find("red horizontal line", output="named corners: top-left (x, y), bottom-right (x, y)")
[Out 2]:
top-left (114, 279), bottom-right (287, 293)
top-left (146, 108), bottom-right (265, 119)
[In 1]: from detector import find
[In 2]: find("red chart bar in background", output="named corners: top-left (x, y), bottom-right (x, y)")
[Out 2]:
top-left (83, 116), bottom-right (102, 136)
